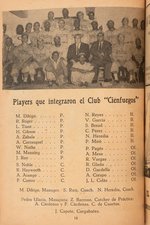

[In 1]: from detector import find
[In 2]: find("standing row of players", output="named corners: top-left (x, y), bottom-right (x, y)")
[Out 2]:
top-left (3, 9), bottom-right (145, 87)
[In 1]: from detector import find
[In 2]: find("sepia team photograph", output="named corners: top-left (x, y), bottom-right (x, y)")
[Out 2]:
top-left (2, 7), bottom-right (144, 90)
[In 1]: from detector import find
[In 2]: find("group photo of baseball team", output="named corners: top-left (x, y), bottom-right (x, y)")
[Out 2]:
top-left (3, 7), bottom-right (144, 89)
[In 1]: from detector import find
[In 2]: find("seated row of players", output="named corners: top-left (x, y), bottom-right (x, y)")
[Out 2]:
top-left (3, 30), bottom-right (144, 87)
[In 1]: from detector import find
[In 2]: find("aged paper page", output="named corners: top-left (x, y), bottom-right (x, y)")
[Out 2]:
top-left (145, 1), bottom-right (150, 225)
top-left (0, 0), bottom-right (144, 225)
top-left (145, 88), bottom-right (150, 225)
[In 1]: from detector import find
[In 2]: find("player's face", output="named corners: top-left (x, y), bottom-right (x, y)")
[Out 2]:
top-left (79, 55), bottom-right (86, 64)
top-left (77, 12), bottom-right (84, 20)
top-left (44, 21), bottom-right (51, 30)
top-left (75, 35), bottom-right (81, 44)
top-left (135, 38), bottom-right (141, 47)
top-left (16, 25), bottom-right (24, 35)
top-left (37, 39), bottom-right (44, 48)
top-left (88, 12), bottom-right (94, 20)
top-left (22, 34), bottom-right (28, 43)
top-left (92, 22), bottom-right (98, 30)
top-left (141, 20), bottom-right (145, 30)
top-left (48, 12), bottom-right (54, 20)
top-left (62, 9), bottom-right (69, 18)
top-left (6, 38), bottom-right (12, 46)
top-left (107, 21), bottom-right (114, 30)
top-left (74, 20), bottom-right (80, 29)
top-left (122, 18), bottom-right (129, 26)
top-left (54, 37), bottom-right (61, 45)
top-left (133, 19), bottom-right (138, 27)
top-left (26, 24), bottom-right (32, 32)
top-left (34, 23), bottom-right (40, 31)
top-left (118, 34), bottom-right (125, 43)
top-left (52, 53), bottom-right (59, 61)
top-left (59, 20), bottom-right (65, 29)
top-left (97, 33), bottom-right (104, 42)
